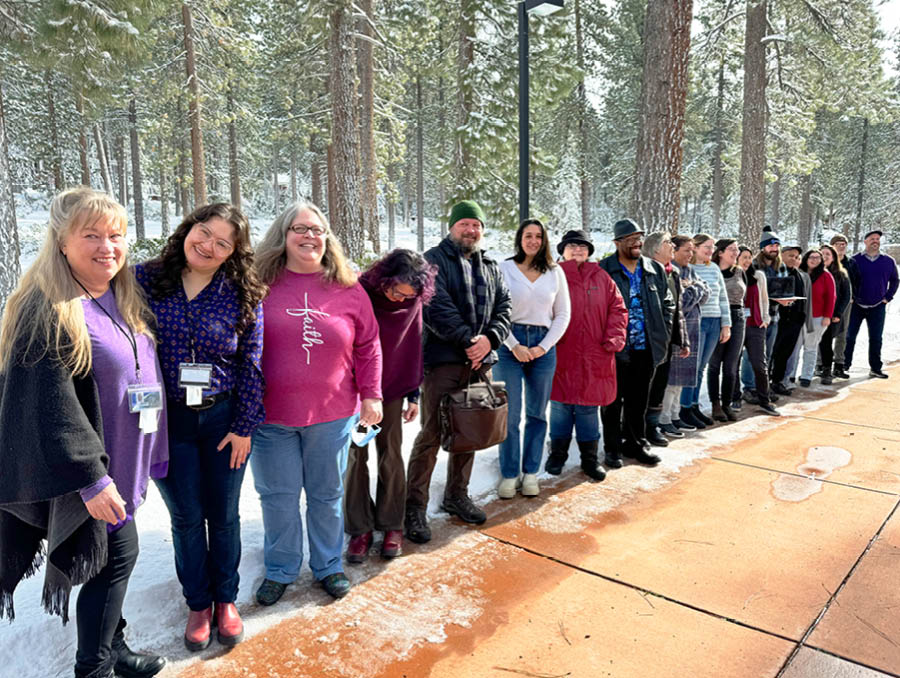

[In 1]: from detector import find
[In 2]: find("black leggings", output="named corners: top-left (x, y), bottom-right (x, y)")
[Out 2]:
top-left (75, 519), bottom-right (139, 678)
top-left (707, 310), bottom-right (746, 404)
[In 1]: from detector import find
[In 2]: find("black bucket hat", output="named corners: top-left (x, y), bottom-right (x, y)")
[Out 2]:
top-left (557, 229), bottom-right (595, 256)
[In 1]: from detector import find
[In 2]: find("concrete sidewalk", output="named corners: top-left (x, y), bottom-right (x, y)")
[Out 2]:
top-left (169, 366), bottom-right (900, 678)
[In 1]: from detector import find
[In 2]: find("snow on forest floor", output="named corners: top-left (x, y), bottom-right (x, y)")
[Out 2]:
top-left (3, 201), bottom-right (899, 677)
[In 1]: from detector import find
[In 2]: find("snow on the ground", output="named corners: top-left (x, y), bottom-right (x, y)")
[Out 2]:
top-left (3, 200), bottom-right (899, 677)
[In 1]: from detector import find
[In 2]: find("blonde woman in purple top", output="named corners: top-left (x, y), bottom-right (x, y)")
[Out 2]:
top-left (0, 188), bottom-right (168, 678)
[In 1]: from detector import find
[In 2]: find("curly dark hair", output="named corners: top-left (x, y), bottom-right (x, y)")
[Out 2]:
top-left (510, 218), bottom-right (556, 273)
top-left (359, 248), bottom-right (437, 305)
top-left (144, 203), bottom-right (267, 336)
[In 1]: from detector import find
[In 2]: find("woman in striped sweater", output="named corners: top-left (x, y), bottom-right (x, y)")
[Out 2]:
top-left (678, 234), bottom-right (731, 428)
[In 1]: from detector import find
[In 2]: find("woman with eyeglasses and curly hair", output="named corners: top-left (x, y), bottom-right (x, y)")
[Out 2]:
top-left (135, 203), bottom-right (266, 651)
top-left (251, 202), bottom-right (382, 604)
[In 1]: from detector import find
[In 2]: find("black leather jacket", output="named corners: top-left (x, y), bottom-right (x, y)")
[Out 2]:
top-left (422, 237), bottom-right (512, 367)
top-left (598, 254), bottom-right (675, 367)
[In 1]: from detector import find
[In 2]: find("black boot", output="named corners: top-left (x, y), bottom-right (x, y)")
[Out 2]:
top-left (678, 406), bottom-right (706, 430)
top-left (112, 619), bottom-right (166, 678)
top-left (833, 363), bottom-right (850, 379)
top-left (544, 437), bottom-right (571, 476)
top-left (820, 366), bottom-right (834, 386)
top-left (578, 440), bottom-right (606, 481)
top-left (644, 410), bottom-right (669, 447)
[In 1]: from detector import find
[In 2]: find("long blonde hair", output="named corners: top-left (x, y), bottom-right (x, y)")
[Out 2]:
top-left (255, 202), bottom-right (356, 287)
top-left (0, 187), bottom-right (153, 377)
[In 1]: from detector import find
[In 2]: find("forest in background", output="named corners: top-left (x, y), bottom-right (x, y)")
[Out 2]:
top-left (1, 0), bottom-right (898, 304)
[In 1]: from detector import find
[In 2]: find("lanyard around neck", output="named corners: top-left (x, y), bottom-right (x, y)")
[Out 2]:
top-left (74, 278), bottom-right (142, 380)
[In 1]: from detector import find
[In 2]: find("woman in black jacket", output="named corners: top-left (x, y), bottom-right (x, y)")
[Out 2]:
top-left (818, 244), bottom-right (851, 385)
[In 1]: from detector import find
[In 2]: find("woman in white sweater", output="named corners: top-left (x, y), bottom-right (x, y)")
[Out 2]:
top-left (494, 219), bottom-right (571, 499)
top-left (678, 233), bottom-right (732, 428)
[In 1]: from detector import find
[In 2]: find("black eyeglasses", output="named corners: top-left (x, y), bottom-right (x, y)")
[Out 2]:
top-left (288, 224), bottom-right (326, 236)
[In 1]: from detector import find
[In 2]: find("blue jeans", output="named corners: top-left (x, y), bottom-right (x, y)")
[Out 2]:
top-left (155, 398), bottom-right (246, 610)
top-left (681, 316), bottom-right (721, 407)
top-left (493, 324), bottom-right (556, 478)
top-left (549, 401), bottom-right (600, 442)
top-left (251, 414), bottom-right (357, 582)
top-left (742, 319), bottom-right (779, 391)
top-left (844, 303), bottom-right (887, 371)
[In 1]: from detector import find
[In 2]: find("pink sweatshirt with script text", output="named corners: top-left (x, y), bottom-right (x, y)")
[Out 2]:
top-left (262, 270), bottom-right (382, 427)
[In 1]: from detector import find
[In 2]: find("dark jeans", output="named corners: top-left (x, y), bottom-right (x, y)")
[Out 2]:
top-left (708, 309), bottom-right (745, 404)
top-left (844, 303), bottom-right (887, 371)
top-left (743, 325), bottom-right (770, 401)
top-left (647, 355), bottom-right (671, 412)
top-left (155, 398), bottom-right (246, 610)
top-left (344, 397), bottom-right (407, 534)
top-left (771, 318), bottom-right (805, 385)
top-left (601, 349), bottom-right (655, 454)
top-left (406, 363), bottom-right (488, 509)
top-left (819, 322), bottom-right (839, 371)
top-left (75, 520), bottom-right (139, 678)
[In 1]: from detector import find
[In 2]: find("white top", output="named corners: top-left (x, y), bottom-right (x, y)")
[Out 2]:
top-left (499, 259), bottom-right (571, 352)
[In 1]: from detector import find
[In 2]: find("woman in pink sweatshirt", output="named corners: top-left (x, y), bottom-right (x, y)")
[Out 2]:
top-left (251, 202), bottom-right (383, 603)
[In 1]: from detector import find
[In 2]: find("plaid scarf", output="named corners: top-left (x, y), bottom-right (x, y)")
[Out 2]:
top-left (458, 250), bottom-right (488, 335)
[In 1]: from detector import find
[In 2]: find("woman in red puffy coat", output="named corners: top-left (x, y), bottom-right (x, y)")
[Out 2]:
top-left (544, 230), bottom-right (628, 481)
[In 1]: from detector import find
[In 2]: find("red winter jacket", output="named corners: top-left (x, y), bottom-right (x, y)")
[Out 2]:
top-left (550, 260), bottom-right (628, 407)
top-left (809, 270), bottom-right (836, 319)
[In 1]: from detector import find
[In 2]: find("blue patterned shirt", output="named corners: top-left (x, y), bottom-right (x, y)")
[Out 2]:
top-left (621, 261), bottom-right (647, 350)
top-left (134, 263), bottom-right (265, 437)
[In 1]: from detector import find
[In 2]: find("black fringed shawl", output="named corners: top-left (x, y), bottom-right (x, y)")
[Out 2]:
top-left (0, 322), bottom-right (109, 624)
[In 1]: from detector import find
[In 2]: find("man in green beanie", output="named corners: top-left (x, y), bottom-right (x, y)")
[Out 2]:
top-left (404, 200), bottom-right (511, 542)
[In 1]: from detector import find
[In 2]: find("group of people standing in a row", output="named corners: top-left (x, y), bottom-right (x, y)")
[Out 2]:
top-left (0, 188), bottom-right (896, 678)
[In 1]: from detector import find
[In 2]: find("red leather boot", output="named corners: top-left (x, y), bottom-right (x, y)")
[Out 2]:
top-left (184, 607), bottom-right (213, 651)
top-left (215, 602), bottom-right (244, 646)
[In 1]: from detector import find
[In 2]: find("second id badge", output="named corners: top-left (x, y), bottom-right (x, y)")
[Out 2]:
top-left (179, 362), bottom-right (213, 406)
top-left (126, 384), bottom-right (163, 435)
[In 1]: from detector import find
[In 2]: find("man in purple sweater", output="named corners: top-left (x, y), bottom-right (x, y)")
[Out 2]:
top-left (844, 230), bottom-right (899, 378)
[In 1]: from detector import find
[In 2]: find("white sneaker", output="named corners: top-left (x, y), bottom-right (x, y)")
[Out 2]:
top-left (521, 473), bottom-right (540, 497)
top-left (498, 477), bottom-right (518, 499)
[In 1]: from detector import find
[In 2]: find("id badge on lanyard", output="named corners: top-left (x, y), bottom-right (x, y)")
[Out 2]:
top-left (127, 383), bottom-right (163, 434)
top-left (179, 362), bottom-right (213, 405)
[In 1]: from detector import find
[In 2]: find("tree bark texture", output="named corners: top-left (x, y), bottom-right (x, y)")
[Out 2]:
top-left (358, 0), bottom-right (380, 254)
top-left (75, 89), bottom-right (91, 186)
top-left (329, 1), bottom-right (363, 258)
top-left (631, 0), bottom-right (693, 234)
top-left (711, 58), bottom-right (726, 233)
top-left (798, 173), bottom-right (812, 251)
top-left (855, 117), bottom-right (868, 252)
top-left (0, 81), bottom-right (20, 310)
top-left (227, 87), bottom-right (241, 210)
top-left (770, 169), bottom-right (780, 230)
top-left (575, 0), bottom-right (591, 232)
top-left (454, 0), bottom-right (476, 195)
top-left (46, 72), bottom-right (64, 190)
top-left (129, 97), bottom-right (145, 240)
top-left (738, 0), bottom-right (768, 245)
top-left (93, 124), bottom-right (112, 194)
top-left (183, 3), bottom-right (207, 207)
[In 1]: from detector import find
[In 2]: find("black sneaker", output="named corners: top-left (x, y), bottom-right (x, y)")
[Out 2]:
top-left (622, 447), bottom-right (661, 466)
top-left (440, 495), bottom-right (487, 525)
top-left (319, 572), bottom-right (351, 599)
top-left (730, 399), bottom-right (743, 411)
top-left (742, 389), bottom-right (759, 404)
top-left (772, 382), bottom-right (793, 396)
top-left (833, 365), bottom-right (850, 379)
top-left (870, 369), bottom-right (889, 379)
top-left (672, 418), bottom-right (697, 432)
top-left (404, 506), bottom-right (432, 543)
top-left (759, 401), bottom-right (780, 416)
top-left (659, 423), bottom-right (684, 438)
top-left (256, 579), bottom-right (287, 606)
top-left (799, 378), bottom-right (811, 387)
top-left (646, 427), bottom-right (669, 447)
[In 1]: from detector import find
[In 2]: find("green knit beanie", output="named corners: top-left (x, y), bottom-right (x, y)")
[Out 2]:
top-left (448, 200), bottom-right (486, 230)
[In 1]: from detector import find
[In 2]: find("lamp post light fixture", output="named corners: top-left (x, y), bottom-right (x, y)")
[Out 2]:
top-left (518, 0), bottom-right (564, 223)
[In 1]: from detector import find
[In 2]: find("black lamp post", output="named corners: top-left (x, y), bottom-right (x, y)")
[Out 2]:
top-left (518, 0), bottom-right (564, 223)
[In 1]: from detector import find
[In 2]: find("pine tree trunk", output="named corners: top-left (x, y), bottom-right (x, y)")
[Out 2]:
top-left (631, 0), bottom-right (693, 233)
top-left (770, 169), bottom-right (781, 229)
top-left (46, 73), bottom-right (64, 190)
top-left (183, 3), bottom-right (207, 207)
top-left (129, 98), bottom-right (145, 240)
top-left (358, 0), bottom-right (380, 253)
top-left (416, 73), bottom-right (425, 252)
top-left (103, 122), bottom-right (114, 184)
top-left (178, 95), bottom-right (191, 213)
top-left (93, 124), bottom-right (113, 194)
top-left (798, 174), bottom-right (812, 251)
top-left (438, 32), bottom-right (448, 237)
top-left (115, 133), bottom-right (127, 204)
top-left (290, 147), bottom-right (298, 204)
top-left (711, 58), bottom-right (726, 233)
top-left (855, 117), bottom-right (868, 252)
top-left (227, 88), bottom-right (241, 210)
top-left (455, 0), bottom-right (476, 195)
top-left (0, 80), bottom-right (20, 310)
top-left (575, 0), bottom-right (591, 232)
top-left (387, 163), bottom-right (396, 250)
top-left (159, 137), bottom-right (170, 236)
top-left (311, 134), bottom-right (323, 207)
top-left (329, 1), bottom-right (363, 258)
top-left (738, 0), bottom-right (768, 245)
top-left (75, 89), bottom-right (91, 186)
top-left (404, 142), bottom-right (411, 232)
